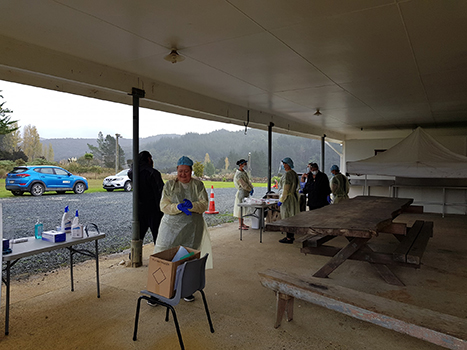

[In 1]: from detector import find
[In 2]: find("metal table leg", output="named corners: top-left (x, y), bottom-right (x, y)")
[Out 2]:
top-left (70, 245), bottom-right (74, 292)
top-left (95, 240), bottom-right (100, 298)
top-left (239, 206), bottom-right (243, 241)
top-left (5, 261), bottom-right (10, 335)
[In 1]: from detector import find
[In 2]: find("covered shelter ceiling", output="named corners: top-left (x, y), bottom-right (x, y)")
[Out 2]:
top-left (1, 0), bottom-right (467, 142)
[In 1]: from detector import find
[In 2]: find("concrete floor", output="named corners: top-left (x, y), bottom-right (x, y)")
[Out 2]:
top-left (1, 212), bottom-right (466, 349)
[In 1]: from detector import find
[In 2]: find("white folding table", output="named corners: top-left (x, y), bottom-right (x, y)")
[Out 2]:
top-left (2, 232), bottom-right (105, 335)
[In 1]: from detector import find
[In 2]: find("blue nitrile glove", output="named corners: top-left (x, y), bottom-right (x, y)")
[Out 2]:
top-left (182, 198), bottom-right (193, 209)
top-left (327, 195), bottom-right (331, 204)
top-left (250, 189), bottom-right (254, 196)
top-left (277, 201), bottom-right (282, 207)
top-left (177, 201), bottom-right (192, 216)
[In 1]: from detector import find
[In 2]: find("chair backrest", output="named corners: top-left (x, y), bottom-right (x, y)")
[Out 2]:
top-left (177, 253), bottom-right (208, 299)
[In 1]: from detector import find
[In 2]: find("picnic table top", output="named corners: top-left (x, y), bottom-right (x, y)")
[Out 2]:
top-left (265, 196), bottom-right (413, 238)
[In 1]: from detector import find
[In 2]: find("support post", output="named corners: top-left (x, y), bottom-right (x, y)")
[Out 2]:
top-left (267, 122), bottom-right (274, 193)
top-left (130, 87), bottom-right (145, 267)
top-left (320, 134), bottom-right (326, 173)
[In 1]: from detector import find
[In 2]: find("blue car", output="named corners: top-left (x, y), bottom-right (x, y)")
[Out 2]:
top-left (5, 166), bottom-right (88, 196)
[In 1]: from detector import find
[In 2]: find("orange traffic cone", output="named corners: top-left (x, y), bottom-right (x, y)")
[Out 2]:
top-left (205, 185), bottom-right (219, 214)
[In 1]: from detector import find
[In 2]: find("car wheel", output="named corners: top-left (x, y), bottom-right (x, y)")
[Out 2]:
top-left (56, 191), bottom-right (66, 194)
top-left (106, 189), bottom-right (114, 192)
top-left (30, 183), bottom-right (45, 196)
top-left (11, 191), bottom-right (23, 196)
top-left (73, 182), bottom-right (86, 194)
top-left (124, 181), bottom-right (132, 192)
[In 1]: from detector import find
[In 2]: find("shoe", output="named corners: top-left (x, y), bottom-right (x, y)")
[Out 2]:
top-left (184, 295), bottom-right (195, 302)
top-left (279, 237), bottom-right (294, 244)
top-left (147, 299), bottom-right (158, 307)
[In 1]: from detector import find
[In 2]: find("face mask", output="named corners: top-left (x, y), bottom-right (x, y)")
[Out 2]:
top-left (312, 171), bottom-right (318, 176)
top-left (281, 164), bottom-right (285, 171)
top-left (243, 165), bottom-right (248, 171)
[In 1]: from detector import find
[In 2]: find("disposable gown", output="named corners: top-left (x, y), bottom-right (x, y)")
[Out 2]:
top-left (279, 169), bottom-right (300, 219)
top-left (233, 169), bottom-right (254, 218)
top-left (154, 178), bottom-right (213, 268)
top-left (330, 173), bottom-right (350, 204)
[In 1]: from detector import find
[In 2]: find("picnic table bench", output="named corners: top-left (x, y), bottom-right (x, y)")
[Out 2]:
top-left (258, 269), bottom-right (467, 350)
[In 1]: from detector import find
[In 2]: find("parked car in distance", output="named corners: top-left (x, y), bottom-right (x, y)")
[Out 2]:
top-left (102, 169), bottom-right (132, 192)
top-left (5, 166), bottom-right (88, 196)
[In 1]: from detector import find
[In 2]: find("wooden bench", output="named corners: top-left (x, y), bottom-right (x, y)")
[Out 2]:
top-left (393, 220), bottom-right (433, 264)
top-left (259, 269), bottom-right (467, 350)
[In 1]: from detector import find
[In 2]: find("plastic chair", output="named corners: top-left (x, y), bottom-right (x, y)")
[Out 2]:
top-left (133, 254), bottom-right (214, 349)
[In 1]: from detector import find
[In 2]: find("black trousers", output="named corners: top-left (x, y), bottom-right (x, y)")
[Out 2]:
top-left (139, 210), bottom-right (163, 243)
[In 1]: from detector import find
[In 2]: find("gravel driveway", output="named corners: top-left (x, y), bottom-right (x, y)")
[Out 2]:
top-left (1, 187), bottom-right (239, 277)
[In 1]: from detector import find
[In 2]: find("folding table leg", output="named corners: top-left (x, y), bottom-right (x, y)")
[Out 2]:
top-left (313, 237), bottom-right (370, 278)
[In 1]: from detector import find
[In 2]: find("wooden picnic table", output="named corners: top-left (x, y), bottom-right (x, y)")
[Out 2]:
top-left (265, 196), bottom-right (433, 286)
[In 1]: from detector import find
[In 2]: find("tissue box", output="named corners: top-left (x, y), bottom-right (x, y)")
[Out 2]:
top-left (42, 230), bottom-right (66, 243)
top-left (147, 246), bottom-right (200, 298)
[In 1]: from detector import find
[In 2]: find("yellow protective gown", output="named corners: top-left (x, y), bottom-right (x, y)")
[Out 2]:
top-left (279, 169), bottom-right (300, 219)
top-left (233, 169), bottom-right (254, 218)
top-left (154, 178), bottom-right (213, 268)
top-left (330, 173), bottom-right (350, 204)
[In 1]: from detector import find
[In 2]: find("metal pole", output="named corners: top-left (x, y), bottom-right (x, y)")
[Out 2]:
top-left (130, 87), bottom-right (145, 268)
top-left (321, 134), bottom-right (326, 173)
top-left (267, 122), bottom-right (274, 193)
top-left (115, 133), bottom-right (121, 173)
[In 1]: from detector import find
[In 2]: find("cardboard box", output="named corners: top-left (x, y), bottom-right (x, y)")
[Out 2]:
top-left (42, 230), bottom-right (66, 243)
top-left (147, 246), bottom-right (200, 299)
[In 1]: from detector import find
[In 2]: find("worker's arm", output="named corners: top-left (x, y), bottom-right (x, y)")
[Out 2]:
top-left (160, 183), bottom-right (182, 215)
top-left (279, 184), bottom-right (290, 202)
top-left (189, 182), bottom-right (209, 214)
top-left (238, 177), bottom-right (253, 192)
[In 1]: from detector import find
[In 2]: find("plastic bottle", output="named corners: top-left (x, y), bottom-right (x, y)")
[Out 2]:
top-left (61, 206), bottom-right (72, 233)
top-left (34, 219), bottom-right (43, 239)
top-left (71, 210), bottom-right (80, 237)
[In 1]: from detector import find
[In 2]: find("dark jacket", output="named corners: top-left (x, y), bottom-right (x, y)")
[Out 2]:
top-left (303, 171), bottom-right (331, 209)
top-left (128, 164), bottom-right (164, 214)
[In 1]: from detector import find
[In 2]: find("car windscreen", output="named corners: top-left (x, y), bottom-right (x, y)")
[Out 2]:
top-left (116, 170), bottom-right (128, 177)
top-left (11, 167), bottom-right (28, 174)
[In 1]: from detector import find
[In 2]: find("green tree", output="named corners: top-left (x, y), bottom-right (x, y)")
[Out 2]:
top-left (0, 91), bottom-right (19, 136)
top-left (47, 143), bottom-right (54, 162)
top-left (22, 124), bottom-right (42, 160)
top-left (84, 152), bottom-right (94, 165)
top-left (193, 161), bottom-right (204, 177)
top-left (87, 132), bottom-right (124, 168)
top-left (204, 161), bottom-right (215, 176)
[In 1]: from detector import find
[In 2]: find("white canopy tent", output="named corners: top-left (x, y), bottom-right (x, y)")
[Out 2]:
top-left (346, 127), bottom-right (467, 179)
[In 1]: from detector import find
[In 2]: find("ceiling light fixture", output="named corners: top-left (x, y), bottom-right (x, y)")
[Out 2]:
top-left (314, 108), bottom-right (322, 116)
top-left (164, 49), bottom-right (185, 64)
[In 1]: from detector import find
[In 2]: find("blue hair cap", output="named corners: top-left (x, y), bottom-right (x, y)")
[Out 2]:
top-left (282, 157), bottom-right (294, 169)
top-left (330, 164), bottom-right (339, 171)
top-left (177, 156), bottom-right (194, 166)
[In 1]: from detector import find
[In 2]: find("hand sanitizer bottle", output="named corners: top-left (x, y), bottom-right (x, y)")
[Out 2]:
top-left (35, 219), bottom-right (43, 239)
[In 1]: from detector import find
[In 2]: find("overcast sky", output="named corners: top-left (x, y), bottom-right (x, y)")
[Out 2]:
top-left (0, 80), bottom-right (243, 139)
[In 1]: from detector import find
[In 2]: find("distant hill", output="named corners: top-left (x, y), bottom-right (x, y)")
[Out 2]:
top-left (41, 134), bottom-right (179, 162)
top-left (41, 130), bottom-right (341, 177)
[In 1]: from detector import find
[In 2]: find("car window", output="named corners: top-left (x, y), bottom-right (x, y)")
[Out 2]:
top-left (38, 167), bottom-right (54, 174)
top-left (117, 170), bottom-right (128, 177)
top-left (11, 167), bottom-right (28, 174)
top-left (54, 168), bottom-right (69, 176)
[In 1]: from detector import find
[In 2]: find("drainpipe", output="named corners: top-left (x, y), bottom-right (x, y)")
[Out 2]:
top-left (267, 122), bottom-right (274, 193)
top-left (320, 134), bottom-right (326, 173)
top-left (130, 87), bottom-right (145, 267)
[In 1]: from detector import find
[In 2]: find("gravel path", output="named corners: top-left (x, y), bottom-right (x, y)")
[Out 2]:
top-left (1, 187), bottom-right (239, 277)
